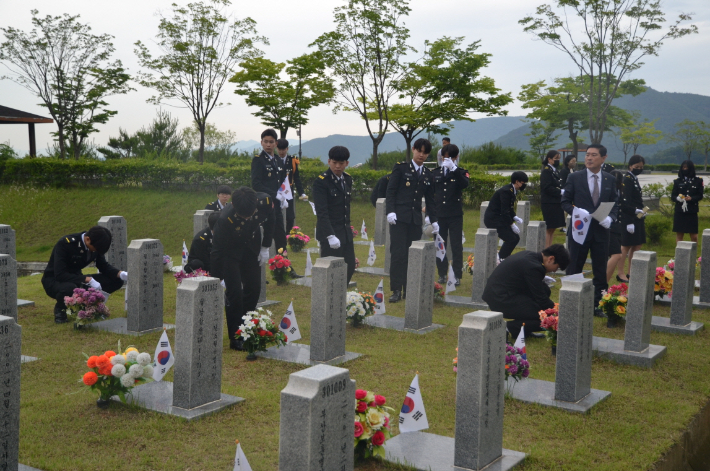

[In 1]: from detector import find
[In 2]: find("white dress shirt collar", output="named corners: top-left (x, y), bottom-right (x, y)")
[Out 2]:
top-left (411, 160), bottom-right (423, 172)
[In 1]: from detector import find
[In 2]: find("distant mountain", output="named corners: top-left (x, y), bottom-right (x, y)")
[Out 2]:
top-left (229, 139), bottom-right (310, 153)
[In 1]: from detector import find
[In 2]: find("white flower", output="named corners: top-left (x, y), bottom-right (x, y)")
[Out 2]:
top-left (142, 364), bottom-right (154, 378)
top-left (110, 355), bottom-right (126, 365)
top-left (126, 350), bottom-right (139, 362)
top-left (129, 364), bottom-right (144, 378)
top-left (111, 364), bottom-right (126, 377)
top-left (120, 374), bottom-right (135, 388)
top-left (137, 352), bottom-right (151, 366)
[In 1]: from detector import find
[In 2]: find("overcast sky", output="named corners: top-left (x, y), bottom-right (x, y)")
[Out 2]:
top-left (1, 0), bottom-right (707, 154)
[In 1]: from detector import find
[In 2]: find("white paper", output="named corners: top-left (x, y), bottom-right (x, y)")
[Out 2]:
top-left (591, 202), bottom-right (614, 222)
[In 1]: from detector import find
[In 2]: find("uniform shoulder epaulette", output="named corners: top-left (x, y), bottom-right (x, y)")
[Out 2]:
top-left (66, 237), bottom-right (71, 243)
top-left (318, 174), bottom-right (326, 179)
top-left (344, 171), bottom-right (350, 176)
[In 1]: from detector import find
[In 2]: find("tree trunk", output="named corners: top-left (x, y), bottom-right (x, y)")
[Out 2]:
top-left (279, 128), bottom-right (288, 139)
top-left (58, 125), bottom-right (66, 160)
top-left (73, 131), bottom-right (81, 160)
top-left (405, 137), bottom-right (412, 161)
top-left (568, 119), bottom-right (578, 159)
top-left (198, 123), bottom-right (206, 165)
top-left (371, 140), bottom-right (379, 170)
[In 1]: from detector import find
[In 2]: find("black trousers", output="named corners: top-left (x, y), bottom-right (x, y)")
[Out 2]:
top-left (42, 273), bottom-right (124, 312)
top-left (389, 221), bottom-right (422, 292)
top-left (566, 229), bottom-right (609, 305)
top-left (273, 207), bottom-right (288, 253)
top-left (496, 224), bottom-right (520, 260)
top-left (223, 253), bottom-right (261, 340)
top-left (286, 198), bottom-right (296, 234)
top-left (320, 240), bottom-right (356, 283)
top-left (436, 216), bottom-right (464, 279)
top-left (486, 298), bottom-right (543, 339)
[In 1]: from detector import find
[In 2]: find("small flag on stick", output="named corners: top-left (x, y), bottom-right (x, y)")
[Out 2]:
top-left (398, 374), bottom-right (429, 433)
top-left (304, 250), bottom-right (313, 277)
top-left (434, 234), bottom-right (446, 261)
top-left (152, 329), bottom-right (175, 381)
top-left (182, 240), bottom-right (189, 267)
top-left (514, 324), bottom-right (527, 360)
top-left (367, 240), bottom-right (377, 266)
top-left (278, 301), bottom-right (302, 343)
top-left (233, 440), bottom-right (253, 471)
top-left (374, 279), bottom-right (386, 314)
top-left (445, 264), bottom-right (456, 293)
top-left (278, 176), bottom-right (293, 201)
top-left (361, 220), bottom-right (368, 240)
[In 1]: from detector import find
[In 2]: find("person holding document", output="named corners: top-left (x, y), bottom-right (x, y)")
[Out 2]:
top-left (561, 144), bottom-right (619, 316)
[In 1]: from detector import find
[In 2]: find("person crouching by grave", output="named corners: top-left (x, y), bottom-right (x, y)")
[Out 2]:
top-left (386, 138), bottom-right (438, 303)
top-left (185, 212), bottom-right (220, 274)
top-left (42, 226), bottom-right (127, 324)
top-left (276, 139), bottom-right (308, 234)
top-left (313, 146), bottom-right (356, 283)
top-left (484, 171), bottom-right (529, 261)
top-left (210, 186), bottom-right (274, 351)
top-left (482, 244), bottom-right (570, 339)
top-left (433, 143), bottom-right (469, 286)
top-left (205, 185), bottom-right (233, 212)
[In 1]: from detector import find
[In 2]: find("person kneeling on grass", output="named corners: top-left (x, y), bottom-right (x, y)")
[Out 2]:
top-left (482, 244), bottom-right (570, 340)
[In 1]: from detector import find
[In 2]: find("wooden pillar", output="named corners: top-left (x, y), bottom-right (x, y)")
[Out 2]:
top-left (28, 123), bottom-right (36, 157)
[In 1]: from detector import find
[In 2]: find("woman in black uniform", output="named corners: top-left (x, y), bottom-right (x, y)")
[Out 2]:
top-left (619, 155), bottom-right (646, 279)
top-left (607, 170), bottom-right (626, 282)
top-left (559, 154), bottom-right (576, 188)
top-left (540, 150), bottom-right (565, 247)
top-left (671, 160), bottom-right (704, 243)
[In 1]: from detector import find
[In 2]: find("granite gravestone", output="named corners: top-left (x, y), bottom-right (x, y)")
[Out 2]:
top-left (700, 229), bottom-right (710, 304)
top-left (127, 239), bottom-right (164, 333)
top-left (375, 198), bottom-right (387, 245)
top-left (515, 201), bottom-right (530, 248)
top-left (0, 315), bottom-right (20, 471)
top-left (310, 257), bottom-right (347, 363)
top-left (384, 222), bottom-right (391, 275)
top-left (404, 241), bottom-right (436, 331)
top-left (279, 364), bottom-right (355, 471)
top-left (193, 210), bottom-right (214, 237)
top-left (445, 228), bottom-right (497, 308)
top-left (526, 221), bottom-right (546, 253)
top-left (0, 255), bottom-right (17, 321)
top-left (0, 225), bottom-right (16, 260)
top-left (257, 228), bottom-right (280, 308)
top-left (479, 202), bottom-right (488, 228)
top-left (97, 216), bottom-right (128, 272)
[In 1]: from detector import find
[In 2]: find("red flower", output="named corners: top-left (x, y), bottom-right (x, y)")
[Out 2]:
top-left (283, 260), bottom-right (291, 267)
top-left (252, 319), bottom-right (259, 324)
top-left (98, 365), bottom-right (112, 376)
top-left (236, 330), bottom-right (242, 336)
top-left (87, 356), bottom-right (99, 368)
top-left (355, 389), bottom-right (367, 400)
top-left (284, 335), bottom-right (288, 342)
top-left (384, 416), bottom-right (390, 428)
top-left (83, 371), bottom-right (98, 386)
top-left (372, 431), bottom-right (385, 446)
top-left (104, 350), bottom-right (116, 358)
top-left (354, 421), bottom-right (364, 438)
top-left (276, 261), bottom-right (284, 269)
top-left (95, 355), bottom-right (110, 368)
top-left (356, 401), bottom-right (367, 413)
top-left (266, 331), bottom-right (273, 337)
top-left (368, 401), bottom-right (375, 407)
top-left (374, 395), bottom-right (386, 406)
top-left (259, 330), bottom-right (266, 337)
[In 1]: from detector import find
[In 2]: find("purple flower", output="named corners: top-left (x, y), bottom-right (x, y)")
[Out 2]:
top-left (522, 369), bottom-right (530, 378)
top-left (508, 365), bottom-right (518, 376)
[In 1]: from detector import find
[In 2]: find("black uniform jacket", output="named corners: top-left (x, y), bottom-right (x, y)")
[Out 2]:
top-left (385, 161), bottom-right (437, 225)
top-left (43, 233), bottom-right (119, 284)
top-left (561, 169), bottom-right (619, 238)
top-left (619, 172), bottom-right (643, 225)
top-left (671, 177), bottom-right (704, 214)
top-left (540, 165), bottom-right (562, 205)
top-left (370, 174), bottom-right (390, 207)
top-left (313, 169), bottom-right (353, 246)
top-left (484, 184), bottom-right (517, 228)
top-left (432, 166), bottom-right (469, 218)
top-left (210, 193), bottom-right (275, 278)
top-left (482, 251), bottom-right (555, 311)
top-left (251, 151), bottom-right (287, 198)
top-left (205, 200), bottom-right (226, 212)
top-left (281, 154), bottom-right (305, 196)
top-left (188, 228), bottom-right (213, 272)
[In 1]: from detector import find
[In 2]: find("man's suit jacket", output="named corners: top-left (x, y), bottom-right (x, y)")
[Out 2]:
top-left (561, 169), bottom-right (618, 240)
top-left (482, 250), bottom-right (555, 311)
top-left (484, 183), bottom-right (517, 228)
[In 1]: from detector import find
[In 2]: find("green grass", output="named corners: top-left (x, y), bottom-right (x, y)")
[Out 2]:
top-left (4, 184), bottom-right (710, 470)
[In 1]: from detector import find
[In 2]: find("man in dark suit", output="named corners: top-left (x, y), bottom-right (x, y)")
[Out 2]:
top-left (186, 212), bottom-right (219, 274)
top-left (210, 186), bottom-right (274, 350)
top-left (313, 146), bottom-right (356, 283)
top-left (205, 185), bottom-right (233, 212)
top-left (484, 171), bottom-right (529, 260)
top-left (432, 144), bottom-right (469, 284)
top-left (561, 144), bottom-right (619, 312)
top-left (251, 129), bottom-right (288, 252)
top-left (386, 138), bottom-right (438, 302)
top-left (482, 244), bottom-right (570, 339)
top-left (276, 139), bottom-right (307, 233)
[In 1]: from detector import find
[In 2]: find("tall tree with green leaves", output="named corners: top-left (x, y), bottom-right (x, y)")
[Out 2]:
top-left (618, 113), bottom-right (662, 163)
top-left (520, 0), bottom-right (697, 145)
top-left (526, 120), bottom-right (560, 160)
top-left (311, 0), bottom-right (412, 169)
top-left (671, 119), bottom-right (700, 160)
top-left (134, 0), bottom-right (266, 163)
top-left (0, 10), bottom-right (132, 159)
top-left (696, 122), bottom-right (710, 171)
top-left (230, 52), bottom-right (335, 139)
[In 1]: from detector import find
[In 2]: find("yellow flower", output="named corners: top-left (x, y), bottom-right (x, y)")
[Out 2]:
top-left (364, 391), bottom-right (375, 403)
top-left (598, 300), bottom-right (606, 306)
top-left (603, 293), bottom-right (611, 301)
top-left (366, 408), bottom-right (386, 430)
top-left (277, 248), bottom-right (284, 254)
top-left (616, 306), bottom-right (626, 314)
top-left (618, 296), bottom-right (627, 303)
top-left (125, 347), bottom-right (138, 354)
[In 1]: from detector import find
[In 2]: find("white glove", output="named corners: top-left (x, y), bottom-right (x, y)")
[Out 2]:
top-left (88, 278), bottom-right (102, 290)
top-left (513, 216), bottom-right (523, 224)
top-left (276, 192), bottom-right (285, 202)
top-left (431, 222), bottom-right (440, 234)
top-left (600, 216), bottom-right (612, 229)
top-left (280, 198), bottom-right (288, 209)
top-left (119, 271), bottom-right (128, 281)
top-left (220, 280), bottom-right (226, 290)
top-left (677, 196), bottom-right (684, 203)
top-left (327, 235), bottom-right (341, 249)
top-left (299, 194), bottom-right (308, 201)
top-left (442, 158), bottom-right (456, 171)
top-left (544, 276), bottom-right (556, 287)
top-left (511, 223), bottom-right (520, 235)
top-left (387, 212), bottom-right (397, 225)
top-left (258, 247), bottom-right (270, 265)
top-left (635, 209), bottom-right (644, 214)
top-left (626, 224), bottom-right (635, 234)
top-left (682, 200), bottom-right (688, 212)
top-left (424, 216), bottom-right (430, 225)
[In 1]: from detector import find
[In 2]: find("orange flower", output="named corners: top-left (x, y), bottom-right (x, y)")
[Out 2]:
top-left (98, 365), bottom-right (112, 376)
top-left (104, 350), bottom-right (116, 358)
top-left (87, 356), bottom-right (99, 368)
top-left (83, 371), bottom-right (98, 386)
top-left (95, 354), bottom-right (110, 368)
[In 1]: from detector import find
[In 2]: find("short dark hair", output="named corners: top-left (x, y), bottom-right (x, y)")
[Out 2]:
top-left (328, 146), bottom-right (350, 162)
top-left (587, 144), bottom-right (607, 157)
top-left (543, 150), bottom-right (560, 166)
top-left (442, 137), bottom-right (451, 143)
top-left (413, 138), bottom-right (432, 155)
top-left (207, 212), bottom-right (220, 230)
top-left (563, 154), bottom-right (577, 168)
top-left (679, 160), bottom-right (696, 178)
top-left (542, 244), bottom-right (570, 271)
top-left (217, 185), bottom-right (232, 196)
top-left (510, 171), bottom-right (529, 184)
top-left (442, 144), bottom-right (459, 159)
top-left (231, 186), bottom-right (258, 217)
top-left (261, 129), bottom-right (278, 140)
top-left (628, 154), bottom-right (645, 168)
top-left (86, 226), bottom-right (112, 255)
top-left (277, 139), bottom-right (289, 150)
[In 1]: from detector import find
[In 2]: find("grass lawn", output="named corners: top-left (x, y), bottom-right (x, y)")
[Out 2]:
top-left (3, 184), bottom-right (710, 471)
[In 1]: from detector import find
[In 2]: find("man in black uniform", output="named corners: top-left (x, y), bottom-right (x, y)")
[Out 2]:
top-left (386, 138), bottom-right (438, 302)
top-left (313, 146), bottom-right (356, 283)
top-left (432, 144), bottom-right (469, 285)
top-left (205, 185), bottom-right (233, 211)
top-left (370, 173), bottom-right (390, 207)
top-left (482, 244), bottom-right (570, 339)
top-left (251, 129), bottom-right (287, 251)
top-left (484, 171), bottom-right (529, 261)
top-left (186, 212), bottom-right (219, 273)
top-left (210, 186), bottom-right (274, 350)
top-left (42, 226), bottom-right (127, 323)
top-left (276, 139), bottom-right (308, 233)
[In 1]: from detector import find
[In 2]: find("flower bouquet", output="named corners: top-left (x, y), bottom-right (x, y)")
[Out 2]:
top-left (174, 268), bottom-right (210, 284)
top-left (465, 254), bottom-right (474, 275)
top-left (163, 254), bottom-right (173, 272)
top-left (434, 282), bottom-right (445, 302)
top-left (64, 287), bottom-right (109, 328)
top-left (268, 248), bottom-right (292, 286)
top-left (235, 308), bottom-right (288, 360)
top-left (599, 283), bottom-right (628, 327)
top-left (354, 389), bottom-right (394, 461)
top-left (665, 258), bottom-right (675, 273)
top-left (346, 291), bottom-right (376, 327)
top-left (538, 304), bottom-right (559, 354)
top-left (654, 267), bottom-right (673, 299)
top-left (351, 225), bottom-right (359, 237)
top-left (286, 226), bottom-right (310, 253)
top-left (504, 344), bottom-right (530, 395)
top-left (82, 344), bottom-right (153, 408)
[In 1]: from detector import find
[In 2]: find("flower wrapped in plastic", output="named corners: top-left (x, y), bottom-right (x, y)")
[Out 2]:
top-left (434, 282), bottom-right (445, 302)
top-left (538, 303), bottom-right (559, 347)
top-left (346, 291), bottom-right (376, 327)
top-left (465, 254), bottom-right (474, 275)
top-left (64, 287), bottom-right (110, 326)
top-left (235, 308), bottom-right (288, 358)
top-left (598, 283), bottom-right (628, 318)
top-left (654, 267), bottom-right (673, 297)
top-left (286, 226), bottom-right (310, 253)
top-left (354, 389), bottom-right (394, 461)
top-left (174, 268), bottom-right (210, 284)
top-left (82, 342), bottom-right (152, 404)
top-left (268, 248), bottom-right (292, 285)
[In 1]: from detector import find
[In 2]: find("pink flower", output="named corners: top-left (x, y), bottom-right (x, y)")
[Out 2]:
top-left (354, 421), bottom-right (363, 437)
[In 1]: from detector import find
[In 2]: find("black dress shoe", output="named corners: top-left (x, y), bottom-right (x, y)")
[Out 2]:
top-left (594, 308), bottom-right (607, 318)
top-left (437, 276), bottom-right (446, 284)
top-left (389, 291), bottom-right (402, 303)
top-left (454, 278), bottom-right (461, 287)
top-left (616, 275), bottom-right (629, 283)
top-left (230, 338), bottom-right (245, 351)
top-left (54, 305), bottom-right (68, 324)
top-left (289, 268), bottom-right (303, 279)
top-left (55, 317), bottom-right (69, 324)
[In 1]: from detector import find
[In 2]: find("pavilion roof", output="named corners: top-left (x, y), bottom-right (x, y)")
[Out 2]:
top-left (0, 105), bottom-right (53, 124)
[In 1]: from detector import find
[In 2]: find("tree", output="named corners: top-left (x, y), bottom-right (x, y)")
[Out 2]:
top-left (520, 0), bottom-right (697, 145)
top-left (311, 0), bottom-right (412, 169)
top-left (98, 110), bottom-right (185, 160)
top-left (182, 122), bottom-right (236, 152)
top-left (696, 122), bottom-right (710, 171)
top-left (134, 0), bottom-right (266, 163)
top-left (0, 10), bottom-right (132, 159)
top-left (618, 113), bottom-right (662, 163)
top-left (384, 37), bottom-right (512, 159)
top-left (230, 52), bottom-right (335, 139)
top-left (671, 119), bottom-right (700, 160)
top-left (526, 120), bottom-right (560, 160)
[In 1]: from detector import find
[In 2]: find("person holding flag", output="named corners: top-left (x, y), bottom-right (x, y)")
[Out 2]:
top-left (276, 139), bottom-right (307, 234)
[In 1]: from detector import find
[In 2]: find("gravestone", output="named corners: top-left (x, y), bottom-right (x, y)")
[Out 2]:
top-left (279, 364), bottom-right (355, 471)
top-left (383, 311), bottom-right (525, 471)
top-left (375, 198), bottom-right (387, 245)
top-left (0, 255), bottom-right (17, 321)
top-left (193, 210), bottom-right (214, 237)
top-left (384, 222), bottom-right (391, 275)
top-left (700, 229), bottom-right (710, 304)
top-left (526, 221), bottom-right (546, 253)
top-left (98, 216), bottom-right (128, 272)
top-left (310, 257), bottom-right (347, 363)
top-left (404, 241), bottom-right (436, 331)
top-left (479, 202), bottom-right (488, 228)
top-left (516, 201), bottom-right (530, 248)
top-left (592, 251), bottom-right (666, 367)
top-left (0, 316), bottom-right (20, 471)
top-left (257, 228), bottom-right (280, 308)
top-left (0, 224), bottom-right (16, 260)
top-left (445, 228), bottom-right (497, 308)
